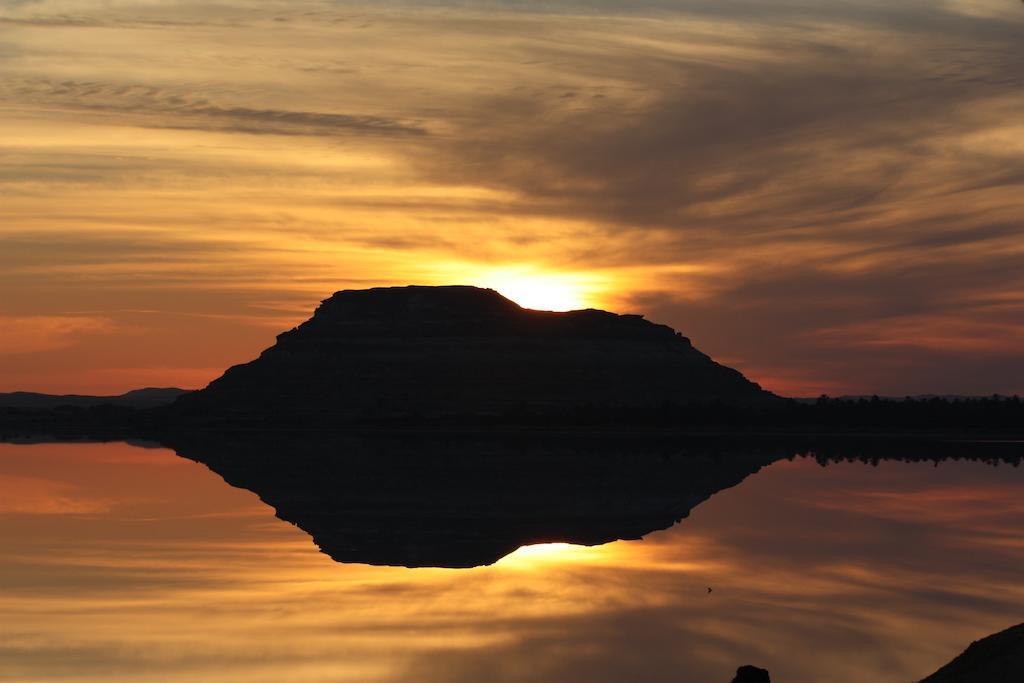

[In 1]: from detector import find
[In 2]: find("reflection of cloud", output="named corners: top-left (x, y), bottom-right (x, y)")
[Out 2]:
top-left (397, 457), bottom-right (1024, 683)
top-left (2, 443), bottom-right (1024, 683)
top-left (804, 484), bottom-right (1024, 523)
top-left (0, 475), bottom-right (112, 514)
top-left (943, 0), bottom-right (1024, 19)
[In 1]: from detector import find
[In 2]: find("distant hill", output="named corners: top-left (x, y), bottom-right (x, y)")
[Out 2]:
top-left (0, 387), bottom-right (190, 409)
top-left (791, 394), bottom-right (1014, 403)
top-left (169, 285), bottom-right (777, 426)
top-left (920, 623), bottom-right (1024, 682)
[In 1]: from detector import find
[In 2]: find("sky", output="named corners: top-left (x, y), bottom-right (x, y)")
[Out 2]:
top-left (1, 0), bottom-right (1022, 396)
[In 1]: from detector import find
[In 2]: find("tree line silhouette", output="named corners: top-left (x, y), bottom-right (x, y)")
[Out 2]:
top-left (0, 394), bottom-right (1021, 438)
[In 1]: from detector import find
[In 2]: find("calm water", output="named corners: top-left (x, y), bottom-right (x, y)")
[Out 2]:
top-left (1, 440), bottom-right (1023, 682)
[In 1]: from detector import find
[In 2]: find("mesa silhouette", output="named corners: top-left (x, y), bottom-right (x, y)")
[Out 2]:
top-left (3, 285), bottom-right (1020, 436)
top-left (169, 285), bottom-right (774, 426)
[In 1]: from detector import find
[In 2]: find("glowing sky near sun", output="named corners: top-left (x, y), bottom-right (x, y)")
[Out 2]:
top-left (1, 0), bottom-right (1022, 395)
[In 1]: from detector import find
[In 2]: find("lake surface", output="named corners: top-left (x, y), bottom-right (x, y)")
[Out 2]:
top-left (1, 439), bottom-right (1022, 682)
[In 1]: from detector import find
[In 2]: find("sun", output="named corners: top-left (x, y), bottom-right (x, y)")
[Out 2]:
top-left (474, 268), bottom-right (599, 311)
top-left (495, 281), bottom-right (583, 311)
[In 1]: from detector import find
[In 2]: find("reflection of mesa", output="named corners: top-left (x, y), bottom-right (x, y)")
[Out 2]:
top-left (166, 430), bottom-right (780, 568)
top-left (169, 285), bottom-right (776, 427)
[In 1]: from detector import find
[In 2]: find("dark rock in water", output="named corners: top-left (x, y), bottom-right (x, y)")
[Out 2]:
top-left (920, 623), bottom-right (1024, 682)
top-left (731, 665), bottom-right (771, 682)
top-left (169, 285), bottom-right (774, 426)
top-left (166, 431), bottom-right (783, 567)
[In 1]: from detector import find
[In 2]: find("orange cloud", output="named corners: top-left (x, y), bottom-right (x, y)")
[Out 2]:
top-left (0, 316), bottom-right (112, 355)
top-left (0, 1), bottom-right (1022, 395)
top-left (0, 475), bottom-right (112, 514)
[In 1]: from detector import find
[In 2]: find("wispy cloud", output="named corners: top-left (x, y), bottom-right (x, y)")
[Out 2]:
top-left (0, 475), bottom-right (113, 514)
top-left (0, 315), bottom-right (113, 355)
top-left (4, 78), bottom-right (427, 137)
top-left (0, 1), bottom-right (1022, 393)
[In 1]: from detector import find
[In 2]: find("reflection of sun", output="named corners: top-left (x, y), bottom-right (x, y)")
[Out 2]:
top-left (474, 268), bottom-right (601, 311)
top-left (497, 542), bottom-right (609, 569)
top-left (509, 543), bottom-right (577, 558)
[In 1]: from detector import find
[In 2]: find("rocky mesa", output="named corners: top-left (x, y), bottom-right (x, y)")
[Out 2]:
top-left (170, 285), bottom-right (776, 425)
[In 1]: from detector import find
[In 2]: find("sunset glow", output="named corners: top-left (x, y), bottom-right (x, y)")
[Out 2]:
top-left (499, 542), bottom-right (596, 566)
top-left (474, 269), bottom-right (603, 312)
top-left (4, 5), bottom-right (1024, 683)
top-left (1, 1), bottom-right (1022, 396)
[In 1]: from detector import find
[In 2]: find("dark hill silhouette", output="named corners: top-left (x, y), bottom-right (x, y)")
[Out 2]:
top-left (731, 665), bottom-right (771, 683)
top-left (919, 623), bottom-right (1024, 682)
top-left (169, 285), bottom-right (775, 426)
top-left (0, 387), bottom-right (189, 409)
